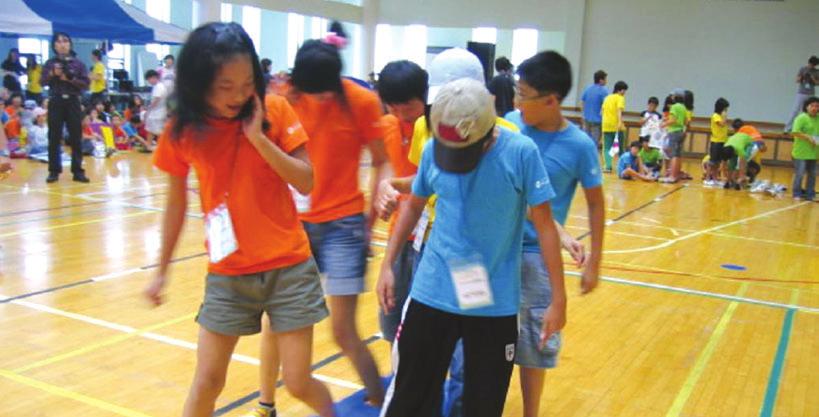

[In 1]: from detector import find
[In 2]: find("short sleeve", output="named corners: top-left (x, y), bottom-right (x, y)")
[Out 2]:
top-left (581, 86), bottom-right (589, 102)
top-left (411, 141), bottom-right (434, 198)
top-left (617, 95), bottom-right (626, 110)
top-left (408, 117), bottom-right (430, 166)
top-left (153, 127), bottom-right (190, 177)
top-left (521, 143), bottom-right (555, 206)
top-left (577, 140), bottom-right (603, 189)
top-left (265, 95), bottom-right (308, 154)
top-left (351, 86), bottom-right (384, 143)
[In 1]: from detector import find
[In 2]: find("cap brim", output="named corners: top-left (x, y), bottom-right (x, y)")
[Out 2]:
top-left (434, 136), bottom-right (486, 174)
top-left (427, 85), bottom-right (441, 104)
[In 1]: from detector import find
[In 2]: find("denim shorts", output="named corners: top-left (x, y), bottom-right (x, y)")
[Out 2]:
top-left (197, 258), bottom-right (329, 336)
top-left (303, 213), bottom-right (368, 296)
top-left (515, 252), bottom-right (560, 369)
top-left (667, 130), bottom-right (686, 158)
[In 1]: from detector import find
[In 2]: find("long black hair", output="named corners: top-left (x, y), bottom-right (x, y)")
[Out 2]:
top-left (291, 40), bottom-right (343, 95)
top-left (50, 32), bottom-right (76, 57)
top-left (171, 22), bottom-right (268, 139)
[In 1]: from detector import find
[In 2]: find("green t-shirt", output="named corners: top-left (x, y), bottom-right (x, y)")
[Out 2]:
top-left (667, 103), bottom-right (687, 133)
top-left (639, 148), bottom-right (661, 165)
top-left (791, 113), bottom-right (819, 160)
top-left (725, 133), bottom-right (753, 156)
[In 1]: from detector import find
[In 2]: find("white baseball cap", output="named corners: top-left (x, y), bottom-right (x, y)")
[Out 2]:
top-left (427, 48), bottom-right (485, 104)
top-left (431, 78), bottom-right (496, 173)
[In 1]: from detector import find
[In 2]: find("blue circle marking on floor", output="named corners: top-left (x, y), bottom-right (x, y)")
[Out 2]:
top-left (721, 264), bottom-right (747, 271)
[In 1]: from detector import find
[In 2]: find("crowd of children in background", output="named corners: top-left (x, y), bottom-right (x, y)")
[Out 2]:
top-left (584, 75), bottom-right (817, 200)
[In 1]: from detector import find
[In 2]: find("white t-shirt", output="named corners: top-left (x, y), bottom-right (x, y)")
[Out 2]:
top-left (146, 81), bottom-right (169, 134)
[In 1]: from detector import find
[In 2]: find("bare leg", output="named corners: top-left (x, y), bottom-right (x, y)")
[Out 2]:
top-left (328, 295), bottom-right (384, 406)
top-left (519, 367), bottom-right (546, 417)
top-left (182, 327), bottom-right (239, 417)
top-left (258, 317), bottom-right (280, 406)
top-left (277, 325), bottom-right (336, 417)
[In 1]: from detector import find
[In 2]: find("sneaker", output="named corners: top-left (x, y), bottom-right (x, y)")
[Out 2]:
top-left (46, 173), bottom-right (59, 183)
top-left (242, 405), bottom-right (276, 417)
top-left (734, 183), bottom-right (741, 190)
top-left (723, 181), bottom-right (732, 189)
top-left (703, 180), bottom-right (715, 187)
top-left (72, 174), bottom-right (90, 183)
top-left (603, 168), bottom-right (613, 174)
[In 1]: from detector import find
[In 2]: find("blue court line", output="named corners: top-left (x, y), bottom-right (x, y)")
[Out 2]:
top-left (0, 280), bottom-right (94, 304)
top-left (576, 185), bottom-right (686, 240)
top-left (0, 252), bottom-right (208, 304)
top-left (759, 308), bottom-right (796, 417)
top-left (213, 335), bottom-right (382, 416)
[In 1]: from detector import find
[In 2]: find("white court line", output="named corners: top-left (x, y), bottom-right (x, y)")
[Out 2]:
top-left (566, 271), bottom-right (819, 314)
top-left (1, 295), bottom-right (364, 391)
top-left (603, 202), bottom-right (809, 254)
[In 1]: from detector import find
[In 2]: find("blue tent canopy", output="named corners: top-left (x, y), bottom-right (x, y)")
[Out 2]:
top-left (0, 0), bottom-right (188, 44)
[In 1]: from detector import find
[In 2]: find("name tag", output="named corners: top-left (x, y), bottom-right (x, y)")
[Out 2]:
top-left (289, 185), bottom-right (311, 213)
top-left (412, 208), bottom-right (430, 252)
top-left (449, 257), bottom-right (493, 310)
top-left (205, 203), bottom-right (238, 264)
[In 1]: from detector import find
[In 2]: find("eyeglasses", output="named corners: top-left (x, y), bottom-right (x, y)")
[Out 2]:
top-left (514, 88), bottom-right (557, 102)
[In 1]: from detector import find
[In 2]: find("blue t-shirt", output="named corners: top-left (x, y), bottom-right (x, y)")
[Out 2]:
top-left (410, 129), bottom-right (555, 317)
top-left (618, 152), bottom-right (638, 176)
top-left (122, 122), bottom-right (138, 137)
top-left (506, 111), bottom-right (602, 253)
top-left (581, 84), bottom-right (608, 123)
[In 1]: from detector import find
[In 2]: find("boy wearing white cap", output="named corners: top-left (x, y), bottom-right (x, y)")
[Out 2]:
top-left (376, 78), bottom-right (566, 417)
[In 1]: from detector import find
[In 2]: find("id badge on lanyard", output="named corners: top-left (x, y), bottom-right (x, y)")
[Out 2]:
top-left (289, 185), bottom-right (311, 213)
top-left (412, 207), bottom-right (430, 252)
top-left (448, 254), bottom-right (493, 310)
top-left (205, 202), bottom-right (238, 264)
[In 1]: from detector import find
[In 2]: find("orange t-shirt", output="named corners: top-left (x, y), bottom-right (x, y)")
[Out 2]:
top-left (381, 114), bottom-right (417, 237)
top-left (290, 78), bottom-right (384, 223)
top-left (152, 95), bottom-right (311, 275)
top-left (4, 118), bottom-right (21, 139)
top-left (738, 125), bottom-right (762, 140)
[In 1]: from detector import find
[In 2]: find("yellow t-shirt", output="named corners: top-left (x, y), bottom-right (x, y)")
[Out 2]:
top-left (90, 62), bottom-right (106, 93)
top-left (408, 116), bottom-right (520, 239)
top-left (710, 113), bottom-right (728, 143)
top-left (601, 94), bottom-right (625, 133)
top-left (27, 66), bottom-right (42, 94)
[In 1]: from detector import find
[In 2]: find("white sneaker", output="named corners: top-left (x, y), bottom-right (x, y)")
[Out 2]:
top-left (703, 180), bottom-right (715, 187)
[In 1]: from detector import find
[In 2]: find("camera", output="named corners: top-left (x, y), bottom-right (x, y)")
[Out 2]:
top-left (52, 57), bottom-right (76, 80)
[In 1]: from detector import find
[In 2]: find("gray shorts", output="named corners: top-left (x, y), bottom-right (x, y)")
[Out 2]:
top-left (196, 258), bottom-right (329, 336)
top-left (516, 252), bottom-right (561, 369)
top-left (667, 130), bottom-right (686, 158)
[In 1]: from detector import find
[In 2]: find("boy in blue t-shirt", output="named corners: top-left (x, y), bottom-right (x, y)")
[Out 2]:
top-left (121, 115), bottom-right (154, 152)
top-left (376, 78), bottom-right (565, 417)
top-left (618, 141), bottom-right (655, 181)
top-left (505, 51), bottom-right (605, 417)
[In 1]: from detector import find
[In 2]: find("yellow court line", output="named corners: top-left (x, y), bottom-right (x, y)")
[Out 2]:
top-left (0, 369), bottom-right (153, 417)
top-left (665, 283), bottom-right (749, 417)
top-left (13, 313), bottom-right (197, 373)
top-left (0, 210), bottom-right (156, 238)
top-left (605, 202), bottom-right (809, 255)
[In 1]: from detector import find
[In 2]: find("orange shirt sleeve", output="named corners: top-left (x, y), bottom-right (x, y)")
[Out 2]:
top-left (265, 94), bottom-right (308, 153)
top-left (347, 82), bottom-right (384, 144)
top-left (153, 127), bottom-right (190, 177)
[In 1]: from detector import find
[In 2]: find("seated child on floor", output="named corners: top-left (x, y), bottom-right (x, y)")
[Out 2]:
top-left (619, 141), bottom-right (655, 181)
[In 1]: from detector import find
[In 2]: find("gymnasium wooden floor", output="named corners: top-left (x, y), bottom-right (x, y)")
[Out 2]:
top-left (0, 152), bottom-right (817, 417)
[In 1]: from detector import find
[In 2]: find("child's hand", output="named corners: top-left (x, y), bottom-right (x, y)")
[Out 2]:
top-left (376, 264), bottom-right (396, 314)
top-left (539, 299), bottom-right (566, 349)
top-left (580, 264), bottom-right (599, 294)
top-left (144, 274), bottom-right (168, 306)
top-left (242, 95), bottom-right (265, 143)
top-left (376, 179), bottom-right (401, 221)
top-left (0, 158), bottom-right (12, 180)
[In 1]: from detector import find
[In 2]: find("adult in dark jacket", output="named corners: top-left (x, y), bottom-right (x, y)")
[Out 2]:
top-left (42, 32), bottom-right (90, 183)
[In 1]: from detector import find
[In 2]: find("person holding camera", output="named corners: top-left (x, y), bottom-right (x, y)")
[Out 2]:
top-left (42, 32), bottom-right (90, 183)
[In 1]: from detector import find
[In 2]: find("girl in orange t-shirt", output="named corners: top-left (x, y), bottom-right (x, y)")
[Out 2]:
top-left (143, 23), bottom-right (336, 417)
top-left (251, 39), bottom-right (391, 413)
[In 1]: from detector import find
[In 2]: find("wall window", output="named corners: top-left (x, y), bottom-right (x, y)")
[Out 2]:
top-left (16, 38), bottom-right (50, 87)
top-left (145, 0), bottom-right (170, 23)
top-left (471, 27), bottom-right (497, 44)
top-left (373, 23), bottom-right (393, 74)
top-left (242, 6), bottom-right (262, 52)
top-left (511, 28), bottom-right (538, 66)
top-left (108, 43), bottom-right (132, 76)
top-left (220, 2), bottom-right (232, 22)
top-left (403, 24), bottom-right (428, 68)
top-left (287, 13), bottom-right (305, 67)
top-left (311, 16), bottom-right (328, 40)
top-left (191, 0), bottom-right (200, 28)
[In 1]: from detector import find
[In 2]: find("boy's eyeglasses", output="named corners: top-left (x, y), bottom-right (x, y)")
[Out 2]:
top-left (514, 89), bottom-right (558, 102)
